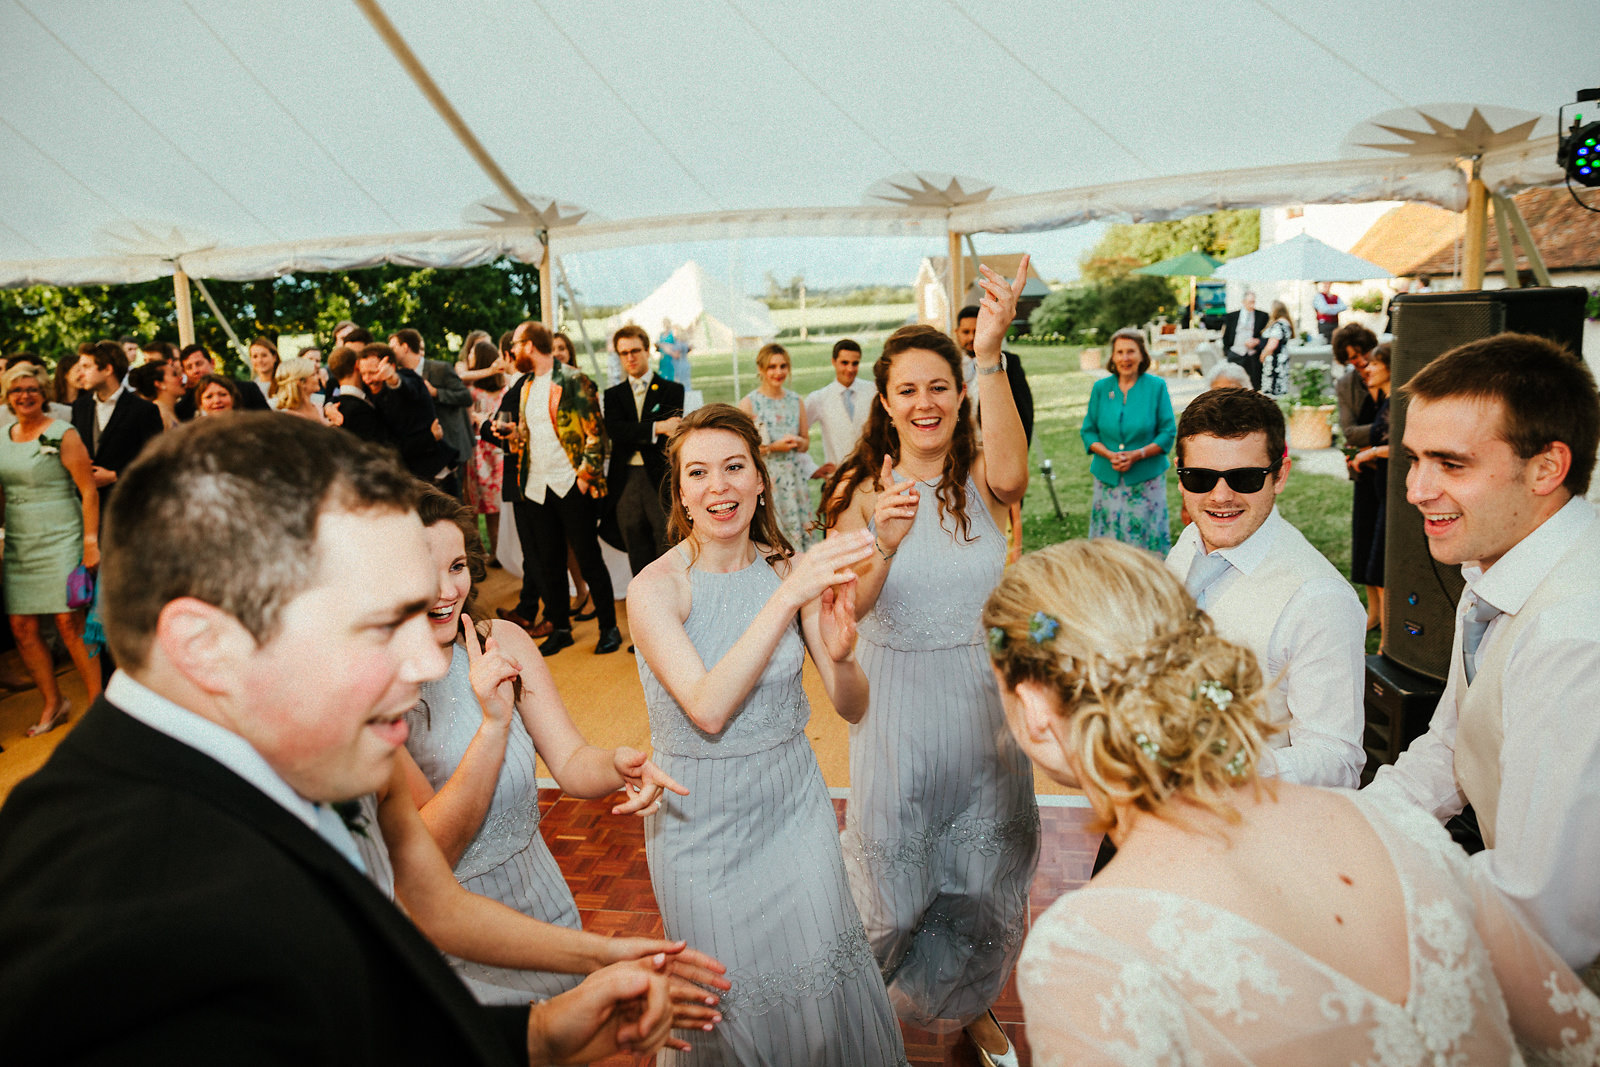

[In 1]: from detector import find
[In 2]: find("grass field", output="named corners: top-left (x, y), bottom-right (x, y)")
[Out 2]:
top-left (674, 339), bottom-right (1358, 577)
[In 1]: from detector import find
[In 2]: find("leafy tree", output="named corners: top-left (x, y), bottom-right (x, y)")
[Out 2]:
top-left (1094, 275), bottom-right (1176, 337)
top-left (0, 260), bottom-right (542, 376)
top-left (1082, 209), bottom-right (1260, 278)
top-left (1028, 286), bottom-right (1103, 339)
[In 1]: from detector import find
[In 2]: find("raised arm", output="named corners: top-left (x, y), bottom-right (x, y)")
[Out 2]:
top-left (972, 259), bottom-right (1029, 504)
top-left (830, 459), bottom-right (913, 619)
top-left (630, 532), bottom-right (875, 734)
top-left (405, 624), bottom-right (518, 866)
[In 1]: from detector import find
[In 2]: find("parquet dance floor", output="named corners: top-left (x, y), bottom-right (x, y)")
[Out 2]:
top-left (539, 789), bottom-right (1101, 1067)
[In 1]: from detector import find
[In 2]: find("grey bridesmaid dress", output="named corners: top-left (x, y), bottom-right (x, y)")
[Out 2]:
top-left (843, 476), bottom-right (1041, 1028)
top-left (638, 554), bottom-right (907, 1066)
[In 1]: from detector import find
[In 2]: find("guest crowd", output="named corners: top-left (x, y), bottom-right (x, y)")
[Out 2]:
top-left (0, 260), bottom-right (1597, 1066)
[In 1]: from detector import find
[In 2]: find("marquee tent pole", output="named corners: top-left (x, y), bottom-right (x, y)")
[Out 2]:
top-left (538, 239), bottom-right (556, 325)
top-left (174, 270), bottom-right (195, 347)
top-left (1461, 156), bottom-right (1487, 290)
top-left (946, 228), bottom-right (963, 333)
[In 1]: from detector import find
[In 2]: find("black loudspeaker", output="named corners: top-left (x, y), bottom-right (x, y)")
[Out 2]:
top-left (1360, 653), bottom-right (1442, 784)
top-left (1382, 288), bottom-right (1588, 682)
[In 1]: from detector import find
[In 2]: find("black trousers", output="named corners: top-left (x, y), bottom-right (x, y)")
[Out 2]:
top-left (614, 465), bottom-right (668, 576)
top-left (514, 484), bottom-right (616, 631)
top-left (1226, 352), bottom-right (1263, 391)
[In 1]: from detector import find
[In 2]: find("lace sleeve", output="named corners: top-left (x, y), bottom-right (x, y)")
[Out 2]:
top-left (1468, 865), bottom-right (1600, 1064)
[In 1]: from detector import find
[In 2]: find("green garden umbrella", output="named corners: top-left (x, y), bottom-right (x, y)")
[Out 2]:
top-left (1133, 250), bottom-right (1222, 320)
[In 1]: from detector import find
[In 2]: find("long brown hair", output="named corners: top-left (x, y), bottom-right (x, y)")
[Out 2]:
top-left (665, 404), bottom-right (793, 564)
top-left (414, 484), bottom-right (509, 716)
top-left (817, 324), bottom-right (978, 540)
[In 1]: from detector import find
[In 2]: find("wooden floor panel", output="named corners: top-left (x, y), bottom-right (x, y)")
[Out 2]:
top-left (540, 791), bottom-right (1101, 1067)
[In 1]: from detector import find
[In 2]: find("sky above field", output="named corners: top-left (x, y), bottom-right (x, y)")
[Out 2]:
top-left (558, 222), bottom-right (1107, 307)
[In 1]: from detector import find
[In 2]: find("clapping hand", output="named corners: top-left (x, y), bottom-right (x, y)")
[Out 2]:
top-left (974, 254), bottom-right (1029, 361)
top-left (611, 747), bottom-right (690, 816)
top-left (871, 455), bottom-right (918, 556)
top-left (781, 529), bottom-right (875, 612)
top-left (463, 614), bottom-right (517, 732)
top-left (818, 574), bottom-right (858, 663)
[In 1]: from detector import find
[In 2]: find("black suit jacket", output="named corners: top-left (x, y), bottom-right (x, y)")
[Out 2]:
top-left (372, 367), bottom-right (457, 480)
top-left (603, 373), bottom-right (684, 492)
top-left (1221, 309), bottom-right (1270, 354)
top-left (0, 699), bottom-right (526, 1064)
top-left (332, 389), bottom-right (396, 449)
top-left (71, 387), bottom-right (166, 516)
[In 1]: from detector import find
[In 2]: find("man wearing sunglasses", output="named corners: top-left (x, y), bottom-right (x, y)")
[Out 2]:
top-left (1166, 387), bottom-right (1367, 788)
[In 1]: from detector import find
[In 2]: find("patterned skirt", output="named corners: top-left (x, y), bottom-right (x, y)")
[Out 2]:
top-left (1089, 477), bottom-right (1171, 555)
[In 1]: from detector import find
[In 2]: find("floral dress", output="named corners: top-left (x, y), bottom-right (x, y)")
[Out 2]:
top-left (467, 383), bottom-right (507, 514)
top-left (745, 387), bottom-right (811, 550)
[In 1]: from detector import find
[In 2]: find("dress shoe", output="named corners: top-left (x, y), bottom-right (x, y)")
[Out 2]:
top-left (497, 607), bottom-right (553, 639)
top-left (26, 703), bottom-right (70, 738)
top-left (529, 619), bottom-right (553, 638)
top-left (539, 629), bottom-right (575, 657)
top-left (594, 626), bottom-right (623, 655)
top-left (970, 1011), bottom-right (1018, 1067)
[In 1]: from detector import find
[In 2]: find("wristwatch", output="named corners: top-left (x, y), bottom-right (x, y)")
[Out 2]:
top-left (976, 353), bottom-right (1007, 376)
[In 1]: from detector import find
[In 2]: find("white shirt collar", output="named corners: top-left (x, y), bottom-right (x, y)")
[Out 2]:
top-left (1465, 495), bottom-right (1596, 616)
top-left (1200, 506), bottom-right (1286, 576)
top-left (96, 381), bottom-right (126, 407)
top-left (630, 374), bottom-right (650, 389)
top-left (337, 384), bottom-right (366, 399)
top-left (107, 671), bottom-right (321, 832)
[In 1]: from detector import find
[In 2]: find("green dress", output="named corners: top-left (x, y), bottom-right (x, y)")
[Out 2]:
top-left (0, 419), bottom-right (83, 615)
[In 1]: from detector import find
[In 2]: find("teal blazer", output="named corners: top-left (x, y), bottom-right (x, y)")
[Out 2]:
top-left (1080, 372), bottom-right (1176, 486)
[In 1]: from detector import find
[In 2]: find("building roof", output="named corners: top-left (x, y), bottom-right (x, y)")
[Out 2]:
top-left (1352, 187), bottom-right (1600, 278)
top-left (925, 254), bottom-right (1051, 297)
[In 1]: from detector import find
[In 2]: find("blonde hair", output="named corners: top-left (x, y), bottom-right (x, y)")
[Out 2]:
top-left (755, 342), bottom-right (789, 372)
top-left (982, 540), bottom-right (1278, 837)
top-left (2, 363), bottom-right (52, 409)
top-left (274, 357), bottom-right (319, 411)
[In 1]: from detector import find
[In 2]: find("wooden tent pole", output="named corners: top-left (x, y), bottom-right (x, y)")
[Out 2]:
top-left (174, 269), bottom-right (195, 347)
top-left (946, 228), bottom-right (963, 333)
top-left (1461, 156), bottom-right (1487, 290)
top-left (1491, 194), bottom-right (1519, 288)
top-left (538, 238), bottom-right (556, 325)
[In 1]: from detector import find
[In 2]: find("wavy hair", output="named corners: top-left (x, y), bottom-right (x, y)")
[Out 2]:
top-left (817, 324), bottom-right (977, 540)
top-left (983, 540), bottom-right (1279, 837)
top-left (664, 404), bottom-right (793, 565)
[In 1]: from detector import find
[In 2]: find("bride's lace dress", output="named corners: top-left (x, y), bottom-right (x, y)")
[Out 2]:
top-left (1019, 791), bottom-right (1600, 1065)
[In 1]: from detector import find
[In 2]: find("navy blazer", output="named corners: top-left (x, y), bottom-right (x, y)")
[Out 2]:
top-left (0, 699), bottom-right (526, 1064)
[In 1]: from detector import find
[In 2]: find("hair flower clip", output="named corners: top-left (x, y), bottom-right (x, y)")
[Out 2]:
top-left (1196, 679), bottom-right (1233, 711)
top-left (1028, 611), bottom-right (1060, 645)
top-left (1134, 732), bottom-right (1173, 768)
top-left (986, 626), bottom-right (1008, 654)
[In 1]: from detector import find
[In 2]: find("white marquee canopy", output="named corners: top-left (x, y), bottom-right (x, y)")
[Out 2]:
top-left (1, 0), bottom-right (1594, 288)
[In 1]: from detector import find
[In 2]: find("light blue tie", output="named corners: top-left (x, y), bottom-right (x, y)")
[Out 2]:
top-left (1461, 593), bottom-right (1502, 685)
top-left (315, 802), bottom-right (369, 874)
top-left (842, 387), bottom-right (856, 420)
top-left (1186, 551), bottom-right (1234, 611)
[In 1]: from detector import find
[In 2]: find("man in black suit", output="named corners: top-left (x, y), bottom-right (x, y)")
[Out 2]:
top-left (392, 328), bottom-right (474, 498)
top-left (326, 343), bottom-right (394, 447)
top-left (1221, 291), bottom-right (1270, 390)
top-left (359, 342), bottom-right (460, 496)
top-left (175, 342), bottom-right (270, 420)
top-left (0, 415), bottom-right (675, 1063)
top-left (71, 339), bottom-right (166, 521)
top-left (603, 325), bottom-right (684, 577)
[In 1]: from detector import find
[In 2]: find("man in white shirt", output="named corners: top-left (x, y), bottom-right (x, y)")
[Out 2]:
top-left (1167, 387), bottom-right (1367, 788)
top-left (803, 339), bottom-right (871, 479)
top-left (1367, 332), bottom-right (1600, 973)
top-left (0, 415), bottom-right (677, 1063)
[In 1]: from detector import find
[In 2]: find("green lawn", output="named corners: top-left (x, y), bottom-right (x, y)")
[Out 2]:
top-left (678, 340), bottom-right (1358, 582)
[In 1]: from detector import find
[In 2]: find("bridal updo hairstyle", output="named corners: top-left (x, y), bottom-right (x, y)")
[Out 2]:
top-left (983, 540), bottom-right (1278, 836)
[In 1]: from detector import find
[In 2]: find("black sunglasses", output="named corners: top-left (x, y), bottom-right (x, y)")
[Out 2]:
top-left (1176, 463), bottom-right (1281, 494)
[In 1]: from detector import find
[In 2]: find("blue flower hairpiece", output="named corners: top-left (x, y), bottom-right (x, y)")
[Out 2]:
top-left (1028, 611), bottom-right (1060, 645)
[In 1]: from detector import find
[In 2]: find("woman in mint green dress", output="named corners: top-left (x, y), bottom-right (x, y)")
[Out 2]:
top-left (1080, 329), bottom-right (1176, 554)
top-left (0, 363), bottom-right (101, 737)
top-left (740, 344), bottom-right (813, 551)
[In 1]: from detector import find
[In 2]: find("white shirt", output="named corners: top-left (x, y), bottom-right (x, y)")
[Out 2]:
top-left (107, 671), bottom-right (365, 870)
top-left (95, 381), bottom-right (127, 432)
top-left (1169, 510), bottom-right (1367, 787)
top-left (1313, 291), bottom-right (1349, 316)
top-left (804, 378), bottom-right (872, 466)
top-left (521, 372), bottom-right (576, 504)
top-left (1368, 496), bottom-right (1600, 969)
top-left (628, 375), bottom-right (650, 465)
top-left (1230, 309), bottom-right (1259, 356)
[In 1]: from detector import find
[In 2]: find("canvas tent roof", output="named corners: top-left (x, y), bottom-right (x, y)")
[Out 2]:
top-left (604, 261), bottom-right (775, 346)
top-left (2, 0), bottom-right (1595, 288)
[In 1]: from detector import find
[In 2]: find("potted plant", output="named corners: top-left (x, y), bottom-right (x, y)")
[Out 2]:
top-left (1285, 361), bottom-right (1337, 450)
